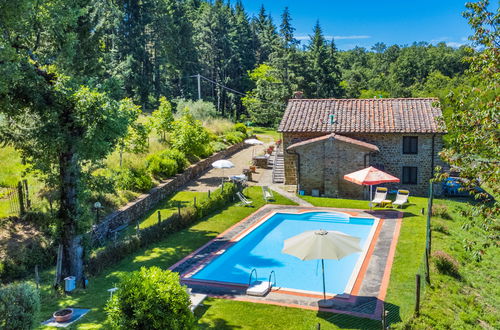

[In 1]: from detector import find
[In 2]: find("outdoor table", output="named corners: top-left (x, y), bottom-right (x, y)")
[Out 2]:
top-left (381, 199), bottom-right (393, 208)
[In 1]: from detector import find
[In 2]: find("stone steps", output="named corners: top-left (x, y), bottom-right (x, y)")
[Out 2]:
top-left (272, 149), bottom-right (285, 184)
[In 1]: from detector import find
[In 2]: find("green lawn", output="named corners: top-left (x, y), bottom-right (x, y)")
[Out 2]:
top-left (252, 127), bottom-right (281, 143)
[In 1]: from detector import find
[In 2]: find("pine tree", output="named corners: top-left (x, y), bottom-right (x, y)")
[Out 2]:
top-left (252, 5), bottom-right (279, 64)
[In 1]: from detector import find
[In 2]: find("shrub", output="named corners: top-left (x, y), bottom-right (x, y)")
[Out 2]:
top-left (161, 149), bottom-right (188, 172)
top-left (0, 282), bottom-right (40, 330)
top-left (432, 204), bottom-right (452, 219)
top-left (146, 154), bottom-right (178, 179)
top-left (105, 267), bottom-right (194, 329)
top-left (210, 141), bottom-right (228, 152)
top-left (223, 131), bottom-right (246, 144)
top-left (115, 167), bottom-right (153, 192)
top-left (233, 123), bottom-right (247, 135)
top-left (433, 250), bottom-right (460, 277)
top-left (171, 110), bottom-right (212, 157)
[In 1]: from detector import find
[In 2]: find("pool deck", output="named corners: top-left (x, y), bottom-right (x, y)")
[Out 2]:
top-left (169, 204), bottom-right (403, 320)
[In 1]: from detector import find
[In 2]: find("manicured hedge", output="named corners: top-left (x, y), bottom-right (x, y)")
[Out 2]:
top-left (87, 182), bottom-right (240, 276)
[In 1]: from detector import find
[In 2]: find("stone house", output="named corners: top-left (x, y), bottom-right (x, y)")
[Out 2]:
top-left (277, 98), bottom-right (446, 197)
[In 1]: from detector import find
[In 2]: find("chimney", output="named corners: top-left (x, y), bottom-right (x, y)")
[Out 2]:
top-left (293, 91), bottom-right (304, 99)
top-left (329, 114), bottom-right (336, 124)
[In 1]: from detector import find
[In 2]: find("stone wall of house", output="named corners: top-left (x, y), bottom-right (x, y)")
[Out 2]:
top-left (283, 132), bottom-right (324, 185)
top-left (343, 133), bottom-right (446, 196)
top-left (91, 140), bottom-right (250, 244)
top-left (293, 136), bottom-right (369, 197)
top-left (283, 132), bottom-right (446, 197)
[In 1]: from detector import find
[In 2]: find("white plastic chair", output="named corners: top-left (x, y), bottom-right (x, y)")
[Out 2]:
top-left (371, 187), bottom-right (388, 206)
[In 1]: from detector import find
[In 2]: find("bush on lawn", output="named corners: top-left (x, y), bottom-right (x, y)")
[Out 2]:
top-left (161, 149), bottom-right (189, 172)
top-left (432, 204), bottom-right (452, 220)
top-left (105, 267), bottom-right (194, 329)
top-left (88, 182), bottom-right (239, 276)
top-left (433, 250), bottom-right (460, 278)
top-left (0, 282), bottom-right (40, 330)
top-left (115, 166), bottom-right (153, 192)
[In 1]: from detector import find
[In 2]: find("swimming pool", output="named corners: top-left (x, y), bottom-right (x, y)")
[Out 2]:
top-left (190, 211), bottom-right (378, 295)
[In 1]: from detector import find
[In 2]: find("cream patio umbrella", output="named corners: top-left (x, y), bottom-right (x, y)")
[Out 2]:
top-left (282, 229), bottom-right (362, 307)
top-left (244, 138), bottom-right (264, 157)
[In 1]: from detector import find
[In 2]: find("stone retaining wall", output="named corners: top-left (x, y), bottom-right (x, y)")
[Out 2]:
top-left (91, 140), bottom-right (251, 244)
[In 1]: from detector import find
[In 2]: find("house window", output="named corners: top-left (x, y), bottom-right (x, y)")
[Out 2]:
top-left (403, 136), bottom-right (418, 154)
top-left (402, 166), bottom-right (418, 184)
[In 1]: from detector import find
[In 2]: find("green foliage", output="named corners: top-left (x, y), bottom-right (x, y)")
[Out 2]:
top-left (150, 97), bottom-right (174, 141)
top-left (210, 141), bottom-right (228, 152)
top-left (242, 64), bottom-right (287, 127)
top-left (432, 251), bottom-right (460, 277)
top-left (120, 121), bottom-right (151, 155)
top-left (105, 266), bottom-right (194, 329)
top-left (115, 167), bottom-right (153, 193)
top-left (223, 131), bottom-right (246, 144)
top-left (432, 204), bottom-right (452, 219)
top-left (161, 149), bottom-right (189, 172)
top-left (171, 110), bottom-right (213, 158)
top-left (233, 123), bottom-right (247, 135)
top-left (359, 89), bottom-right (391, 99)
top-left (0, 282), bottom-right (40, 330)
top-left (439, 0), bottom-right (499, 221)
top-left (146, 154), bottom-right (178, 179)
top-left (175, 99), bottom-right (217, 120)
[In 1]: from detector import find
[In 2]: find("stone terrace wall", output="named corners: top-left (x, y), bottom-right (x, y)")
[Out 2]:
top-left (91, 140), bottom-right (251, 244)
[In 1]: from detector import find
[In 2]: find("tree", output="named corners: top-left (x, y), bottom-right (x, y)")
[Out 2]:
top-left (242, 64), bottom-right (288, 127)
top-left (305, 21), bottom-right (343, 98)
top-left (171, 108), bottom-right (212, 158)
top-left (439, 0), bottom-right (499, 221)
top-left (105, 267), bottom-right (194, 329)
top-left (0, 0), bottom-right (137, 283)
top-left (150, 97), bottom-right (175, 141)
top-left (252, 5), bottom-right (279, 63)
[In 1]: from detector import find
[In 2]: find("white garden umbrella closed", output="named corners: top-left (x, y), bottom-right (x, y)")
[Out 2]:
top-left (282, 229), bottom-right (362, 307)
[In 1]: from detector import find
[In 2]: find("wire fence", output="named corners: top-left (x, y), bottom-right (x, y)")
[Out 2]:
top-left (0, 180), bottom-right (35, 218)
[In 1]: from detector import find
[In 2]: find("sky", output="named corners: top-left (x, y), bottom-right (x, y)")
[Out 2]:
top-left (239, 0), bottom-right (475, 50)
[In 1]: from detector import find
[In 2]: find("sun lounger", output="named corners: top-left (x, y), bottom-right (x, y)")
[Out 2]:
top-left (262, 186), bottom-right (274, 202)
top-left (393, 189), bottom-right (410, 208)
top-left (371, 187), bottom-right (388, 206)
top-left (237, 192), bottom-right (253, 206)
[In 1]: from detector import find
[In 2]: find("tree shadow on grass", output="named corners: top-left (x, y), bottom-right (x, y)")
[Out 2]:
top-left (195, 299), bottom-right (243, 330)
top-left (316, 297), bottom-right (402, 329)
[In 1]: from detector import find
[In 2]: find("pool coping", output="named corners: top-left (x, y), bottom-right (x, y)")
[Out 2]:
top-left (169, 204), bottom-right (403, 320)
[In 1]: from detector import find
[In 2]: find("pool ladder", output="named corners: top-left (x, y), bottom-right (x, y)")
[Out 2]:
top-left (248, 268), bottom-right (276, 290)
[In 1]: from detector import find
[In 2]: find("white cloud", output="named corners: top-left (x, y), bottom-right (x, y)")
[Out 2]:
top-left (446, 41), bottom-right (466, 48)
top-left (295, 35), bottom-right (371, 41)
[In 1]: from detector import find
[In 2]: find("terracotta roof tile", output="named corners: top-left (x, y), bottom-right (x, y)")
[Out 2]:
top-left (278, 98), bottom-right (446, 133)
top-left (287, 133), bottom-right (380, 152)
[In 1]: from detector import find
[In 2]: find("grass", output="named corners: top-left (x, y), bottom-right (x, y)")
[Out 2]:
top-left (251, 127), bottom-right (281, 142)
top-left (37, 186), bottom-right (298, 329)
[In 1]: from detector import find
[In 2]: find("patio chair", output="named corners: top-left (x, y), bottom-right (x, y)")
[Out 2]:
top-left (236, 192), bottom-right (253, 207)
top-left (262, 186), bottom-right (274, 202)
top-left (371, 187), bottom-right (388, 206)
top-left (393, 190), bottom-right (410, 208)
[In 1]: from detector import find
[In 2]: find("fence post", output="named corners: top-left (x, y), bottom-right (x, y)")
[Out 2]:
top-left (17, 181), bottom-right (25, 216)
top-left (177, 201), bottom-right (181, 217)
top-left (382, 306), bottom-right (387, 329)
top-left (415, 274), bottom-right (421, 317)
top-left (193, 197), bottom-right (196, 208)
top-left (157, 211), bottom-right (161, 224)
top-left (35, 265), bottom-right (40, 290)
top-left (208, 190), bottom-right (211, 199)
top-left (23, 179), bottom-right (31, 210)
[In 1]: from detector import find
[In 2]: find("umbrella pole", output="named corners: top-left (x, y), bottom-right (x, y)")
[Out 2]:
top-left (321, 259), bottom-right (326, 301)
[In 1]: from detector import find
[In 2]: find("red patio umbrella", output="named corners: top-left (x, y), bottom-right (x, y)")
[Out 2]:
top-left (343, 166), bottom-right (400, 201)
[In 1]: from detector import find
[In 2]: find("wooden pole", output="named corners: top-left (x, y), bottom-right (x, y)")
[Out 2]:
top-left (23, 179), bottom-right (31, 210)
top-left (177, 201), bottom-right (181, 217)
top-left (208, 190), bottom-right (211, 199)
top-left (193, 197), bottom-right (196, 208)
top-left (415, 274), bottom-right (421, 316)
top-left (17, 182), bottom-right (25, 216)
top-left (35, 265), bottom-right (40, 290)
top-left (157, 211), bottom-right (161, 224)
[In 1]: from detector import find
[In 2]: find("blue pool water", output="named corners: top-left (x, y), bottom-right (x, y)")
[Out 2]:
top-left (191, 212), bottom-right (375, 294)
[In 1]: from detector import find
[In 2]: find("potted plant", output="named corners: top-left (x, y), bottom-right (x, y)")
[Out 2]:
top-left (53, 308), bottom-right (74, 323)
